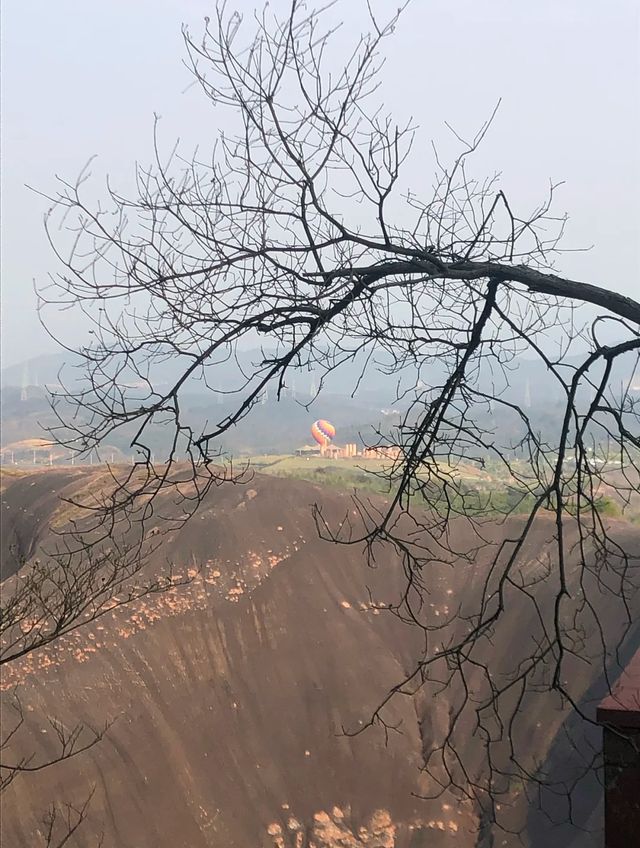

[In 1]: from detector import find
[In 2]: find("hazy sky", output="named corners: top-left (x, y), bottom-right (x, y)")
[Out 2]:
top-left (1, 0), bottom-right (638, 368)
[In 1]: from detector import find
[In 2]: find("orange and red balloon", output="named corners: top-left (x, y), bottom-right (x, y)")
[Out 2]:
top-left (311, 419), bottom-right (336, 446)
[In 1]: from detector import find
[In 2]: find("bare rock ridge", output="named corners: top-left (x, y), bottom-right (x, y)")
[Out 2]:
top-left (1, 470), bottom-right (639, 847)
top-left (0, 470), bottom-right (85, 580)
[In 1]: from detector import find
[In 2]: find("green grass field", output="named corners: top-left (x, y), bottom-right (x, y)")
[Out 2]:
top-left (247, 453), bottom-right (640, 523)
top-left (247, 453), bottom-right (532, 514)
top-left (248, 453), bottom-right (393, 494)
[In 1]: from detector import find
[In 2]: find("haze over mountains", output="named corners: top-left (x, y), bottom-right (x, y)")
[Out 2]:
top-left (2, 468), bottom-right (639, 847)
top-left (5, 348), bottom-right (637, 458)
top-left (0, 347), bottom-right (611, 405)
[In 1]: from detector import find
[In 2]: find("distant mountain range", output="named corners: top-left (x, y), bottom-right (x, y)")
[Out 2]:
top-left (0, 344), bottom-right (598, 403)
top-left (2, 346), bottom-right (637, 456)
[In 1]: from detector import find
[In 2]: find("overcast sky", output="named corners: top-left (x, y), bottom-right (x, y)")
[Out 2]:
top-left (1, 0), bottom-right (638, 368)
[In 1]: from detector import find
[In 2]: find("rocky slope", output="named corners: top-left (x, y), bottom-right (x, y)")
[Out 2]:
top-left (1, 469), bottom-right (639, 847)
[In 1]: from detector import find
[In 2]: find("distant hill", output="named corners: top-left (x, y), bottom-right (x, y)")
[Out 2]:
top-left (0, 352), bottom-right (75, 389)
top-left (0, 384), bottom-right (394, 457)
top-left (0, 348), bottom-right (407, 400)
top-left (3, 347), bottom-right (638, 457)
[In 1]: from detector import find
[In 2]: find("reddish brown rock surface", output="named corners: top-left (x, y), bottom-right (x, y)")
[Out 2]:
top-left (1, 469), bottom-right (639, 847)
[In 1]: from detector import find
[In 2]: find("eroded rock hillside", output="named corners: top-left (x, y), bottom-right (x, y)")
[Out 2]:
top-left (1, 469), bottom-right (639, 847)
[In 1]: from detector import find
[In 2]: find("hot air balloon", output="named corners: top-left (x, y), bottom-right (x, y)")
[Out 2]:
top-left (311, 419), bottom-right (336, 447)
